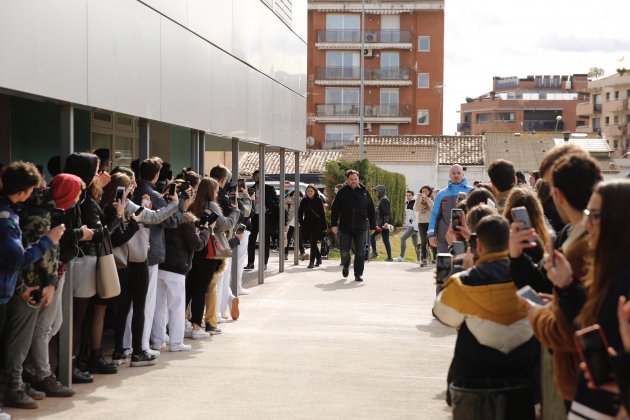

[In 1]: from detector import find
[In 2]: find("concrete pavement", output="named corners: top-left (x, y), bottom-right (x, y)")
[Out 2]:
top-left (5, 256), bottom-right (456, 420)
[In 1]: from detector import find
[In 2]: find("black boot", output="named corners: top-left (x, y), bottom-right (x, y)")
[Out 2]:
top-left (87, 350), bottom-right (118, 374)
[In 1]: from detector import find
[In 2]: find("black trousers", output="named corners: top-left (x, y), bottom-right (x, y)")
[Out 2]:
top-left (114, 262), bottom-right (149, 354)
top-left (285, 225), bottom-right (304, 255)
top-left (307, 230), bottom-right (321, 264)
top-left (185, 257), bottom-right (221, 326)
top-left (247, 215), bottom-right (271, 265)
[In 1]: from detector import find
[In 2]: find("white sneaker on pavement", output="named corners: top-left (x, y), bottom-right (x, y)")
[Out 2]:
top-left (145, 348), bottom-right (160, 357)
top-left (191, 329), bottom-right (210, 340)
top-left (238, 288), bottom-right (251, 295)
top-left (393, 256), bottom-right (404, 262)
top-left (170, 343), bottom-right (192, 352)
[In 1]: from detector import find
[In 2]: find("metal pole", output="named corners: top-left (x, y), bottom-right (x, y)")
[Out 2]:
top-left (231, 138), bottom-right (240, 295)
top-left (358, 0), bottom-right (365, 159)
top-left (293, 152), bottom-right (300, 265)
top-left (139, 119), bottom-right (150, 161)
top-left (191, 130), bottom-right (200, 173)
top-left (258, 144), bottom-right (266, 284)
top-left (198, 131), bottom-right (205, 175)
top-left (58, 104), bottom-right (74, 387)
top-left (279, 149), bottom-right (285, 272)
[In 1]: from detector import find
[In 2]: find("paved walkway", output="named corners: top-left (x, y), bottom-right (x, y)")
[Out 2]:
top-left (6, 256), bottom-right (456, 420)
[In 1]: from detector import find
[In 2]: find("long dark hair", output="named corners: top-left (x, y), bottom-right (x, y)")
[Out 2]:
top-left (188, 177), bottom-right (218, 217)
top-left (503, 187), bottom-right (551, 249)
top-left (578, 179), bottom-right (630, 326)
top-left (304, 184), bottom-right (319, 201)
top-left (100, 173), bottom-right (131, 217)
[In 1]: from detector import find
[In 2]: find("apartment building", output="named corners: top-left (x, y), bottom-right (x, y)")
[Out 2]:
top-left (459, 74), bottom-right (589, 136)
top-left (307, 0), bottom-right (444, 149)
top-left (576, 72), bottom-right (630, 156)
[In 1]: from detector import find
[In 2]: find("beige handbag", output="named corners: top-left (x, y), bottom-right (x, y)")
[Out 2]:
top-left (128, 225), bottom-right (150, 263)
top-left (96, 230), bottom-right (121, 299)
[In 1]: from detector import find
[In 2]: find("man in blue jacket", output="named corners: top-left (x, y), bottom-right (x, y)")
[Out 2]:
top-left (428, 164), bottom-right (472, 253)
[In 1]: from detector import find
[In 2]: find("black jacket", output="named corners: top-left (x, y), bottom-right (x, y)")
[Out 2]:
top-left (298, 196), bottom-right (327, 238)
top-left (160, 212), bottom-right (210, 275)
top-left (330, 183), bottom-right (376, 232)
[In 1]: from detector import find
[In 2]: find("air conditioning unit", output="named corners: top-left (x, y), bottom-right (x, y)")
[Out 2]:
top-left (365, 106), bottom-right (374, 117)
top-left (363, 123), bottom-right (372, 131)
top-left (363, 48), bottom-right (373, 58)
top-left (365, 32), bottom-right (377, 42)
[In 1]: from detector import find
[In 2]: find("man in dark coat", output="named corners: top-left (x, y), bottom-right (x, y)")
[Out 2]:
top-left (246, 170), bottom-right (279, 270)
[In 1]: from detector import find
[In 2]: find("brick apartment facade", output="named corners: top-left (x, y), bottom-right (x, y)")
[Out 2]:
top-left (307, 0), bottom-right (444, 149)
top-left (459, 74), bottom-right (589, 136)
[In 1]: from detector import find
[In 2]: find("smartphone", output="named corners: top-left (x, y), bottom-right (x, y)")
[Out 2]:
top-left (435, 253), bottom-right (453, 285)
top-left (134, 206), bottom-right (145, 216)
top-left (516, 285), bottom-right (546, 306)
top-left (574, 324), bottom-right (615, 387)
top-left (168, 183), bottom-right (177, 197)
top-left (469, 233), bottom-right (477, 256)
top-left (50, 208), bottom-right (65, 228)
top-left (230, 193), bottom-right (238, 207)
top-left (28, 288), bottom-right (42, 307)
top-left (451, 208), bottom-right (464, 230)
top-left (511, 206), bottom-right (536, 243)
top-left (457, 192), bottom-right (467, 203)
top-left (452, 240), bottom-right (466, 255)
top-left (115, 186), bottom-right (125, 202)
top-left (237, 178), bottom-right (246, 191)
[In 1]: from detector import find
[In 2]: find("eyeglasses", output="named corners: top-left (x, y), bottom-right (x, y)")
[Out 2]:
top-left (583, 208), bottom-right (601, 224)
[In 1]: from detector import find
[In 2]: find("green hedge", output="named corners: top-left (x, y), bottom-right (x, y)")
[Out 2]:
top-left (323, 158), bottom-right (406, 226)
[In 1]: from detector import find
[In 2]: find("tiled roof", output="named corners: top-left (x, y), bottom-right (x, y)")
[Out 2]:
top-left (351, 135), bottom-right (484, 165)
top-left (485, 132), bottom-right (619, 174)
top-left (343, 144), bottom-right (437, 163)
top-left (595, 157), bottom-right (622, 174)
top-left (238, 150), bottom-right (343, 176)
top-left (553, 137), bottom-right (611, 153)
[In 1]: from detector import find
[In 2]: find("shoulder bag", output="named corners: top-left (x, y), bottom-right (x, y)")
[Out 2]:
top-left (206, 227), bottom-right (233, 259)
top-left (128, 225), bottom-right (150, 263)
top-left (96, 229), bottom-right (121, 299)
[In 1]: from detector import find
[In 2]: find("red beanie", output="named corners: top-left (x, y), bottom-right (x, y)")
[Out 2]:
top-left (50, 174), bottom-right (83, 210)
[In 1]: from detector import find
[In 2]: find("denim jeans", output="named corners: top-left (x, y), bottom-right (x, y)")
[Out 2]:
top-left (370, 226), bottom-right (392, 259)
top-left (339, 229), bottom-right (368, 277)
top-left (399, 226), bottom-right (419, 259)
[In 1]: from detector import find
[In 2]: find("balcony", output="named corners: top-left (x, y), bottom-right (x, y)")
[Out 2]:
top-left (576, 101), bottom-right (594, 117)
top-left (314, 66), bottom-right (412, 86)
top-left (315, 103), bottom-right (412, 123)
top-left (315, 29), bottom-right (412, 50)
top-left (604, 98), bottom-right (629, 113)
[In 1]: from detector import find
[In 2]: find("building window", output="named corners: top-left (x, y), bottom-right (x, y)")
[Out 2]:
top-left (380, 52), bottom-right (400, 79)
top-left (325, 14), bottom-right (360, 42)
top-left (418, 36), bottom-right (430, 52)
top-left (615, 91), bottom-right (620, 100)
top-left (417, 73), bottom-right (429, 89)
top-left (325, 87), bottom-right (359, 115)
top-left (326, 51), bottom-right (359, 78)
top-left (496, 112), bottom-right (515, 122)
top-left (605, 92), bottom-right (610, 101)
top-left (380, 88), bottom-right (399, 116)
top-left (592, 118), bottom-right (601, 130)
top-left (605, 116), bottom-right (610, 125)
top-left (379, 125), bottom-right (398, 136)
top-left (476, 113), bottom-right (491, 123)
top-left (417, 110), bottom-right (429, 125)
top-left (325, 124), bottom-right (359, 149)
top-left (614, 115), bottom-right (619, 124)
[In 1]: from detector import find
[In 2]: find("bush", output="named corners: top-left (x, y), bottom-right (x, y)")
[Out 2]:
top-left (323, 158), bottom-right (406, 227)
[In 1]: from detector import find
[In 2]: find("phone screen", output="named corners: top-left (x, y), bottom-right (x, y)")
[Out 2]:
top-left (50, 208), bottom-right (65, 228)
top-left (168, 183), bottom-right (177, 197)
top-left (134, 207), bottom-right (145, 216)
top-left (511, 206), bottom-right (535, 242)
top-left (435, 253), bottom-right (452, 284)
top-left (576, 326), bottom-right (615, 386)
top-left (451, 208), bottom-right (463, 230)
top-left (516, 285), bottom-right (546, 306)
top-left (115, 186), bottom-right (125, 202)
top-left (237, 179), bottom-right (246, 190)
top-left (469, 234), bottom-right (477, 255)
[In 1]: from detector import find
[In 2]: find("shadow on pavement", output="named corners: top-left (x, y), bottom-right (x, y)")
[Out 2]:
top-left (314, 278), bottom-right (365, 291)
top-left (416, 319), bottom-right (456, 338)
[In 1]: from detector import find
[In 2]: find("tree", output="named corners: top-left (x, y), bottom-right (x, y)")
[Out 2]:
top-left (588, 67), bottom-right (605, 79)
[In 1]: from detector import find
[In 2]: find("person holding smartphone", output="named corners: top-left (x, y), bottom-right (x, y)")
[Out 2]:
top-left (543, 179), bottom-right (630, 419)
top-left (414, 185), bottom-right (435, 266)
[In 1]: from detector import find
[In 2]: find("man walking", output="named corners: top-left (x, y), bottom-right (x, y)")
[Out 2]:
top-left (245, 169), bottom-right (279, 270)
top-left (394, 191), bottom-right (419, 262)
top-left (428, 164), bottom-right (472, 253)
top-left (330, 170), bottom-right (376, 282)
top-left (369, 185), bottom-right (392, 261)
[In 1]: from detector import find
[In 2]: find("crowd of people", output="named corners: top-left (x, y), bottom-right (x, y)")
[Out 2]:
top-left (0, 151), bottom-right (280, 417)
top-left (430, 150), bottom-right (630, 418)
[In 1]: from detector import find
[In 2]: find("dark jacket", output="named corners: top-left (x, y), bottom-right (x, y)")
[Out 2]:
top-left (160, 212), bottom-right (210, 275)
top-left (16, 188), bottom-right (61, 292)
top-left (373, 185), bottom-right (391, 226)
top-left (0, 195), bottom-right (53, 304)
top-left (133, 179), bottom-right (184, 266)
top-left (330, 183), bottom-right (376, 233)
top-left (298, 196), bottom-right (327, 239)
top-left (103, 206), bottom-right (139, 248)
top-left (252, 183), bottom-right (280, 228)
top-left (433, 252), bottom-right (539, 386)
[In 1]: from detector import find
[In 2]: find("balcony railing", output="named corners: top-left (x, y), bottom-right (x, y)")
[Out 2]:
top-left (316, 29), bottom-right (412, 43)
top-left (315, 66), bottom-right (410, 81)
top-left (316, 103), bottom-right (411, 117)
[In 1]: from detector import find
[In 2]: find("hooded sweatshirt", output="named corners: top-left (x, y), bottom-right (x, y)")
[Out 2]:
top-left (373, 185), bottom-right (391, 226)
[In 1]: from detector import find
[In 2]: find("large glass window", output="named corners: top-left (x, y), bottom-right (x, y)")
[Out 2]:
top-left (325, 87), bottom-right (359, 115)
top-left (326, 14), bottom-right (360, 30)
top-left (91, 111), bottom-right (138, 168)
top-left (380, 89), bottom-right (399, 116)
top-left (417, 73), bottom-right (429, 89)
top-left (417, 110), bottom-right (429, 125)
top-left (496, 112), bottom-right (515, 122)
top-left (325, 124), bottom-right (359, 149)
top-left (418, 36), bottom-right (430, 52)
top-left (476, 113), bottom-right (491, 123)
top-left (379, 125), bottom-right (399, 136)
top-left (380, 52), bottom-right (399, 79)
top-left (326, 51), bottom-right (359, 78)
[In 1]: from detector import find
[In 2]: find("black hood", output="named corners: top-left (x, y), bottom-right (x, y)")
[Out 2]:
top-left (64, 153), bottom-right (98, 186)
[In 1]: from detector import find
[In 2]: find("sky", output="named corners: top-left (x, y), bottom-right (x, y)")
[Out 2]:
top-left (443, 0), bottom-right (630, 134)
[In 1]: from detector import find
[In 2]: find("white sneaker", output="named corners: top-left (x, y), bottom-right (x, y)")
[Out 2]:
top-left (393, 256), bottom-right (404, 262)
top-left (145, 348), bottom-right (160, 357)
top-left (150, 342), bottom-right (166, 351)
top-left (169, 343), bottom-right (192, 352)
top-left (191, 329), bottom-right (210, 340)
top-left (238, 288), bottom-right (251, 296)
top-left (184, 321), bottom-right (193, 338)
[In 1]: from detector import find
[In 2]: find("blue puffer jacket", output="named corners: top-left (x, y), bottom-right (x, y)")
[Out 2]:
top-left (0, 195), bottom-right (53, 304)
top-left (427, 179), bottom-right (472, 238)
